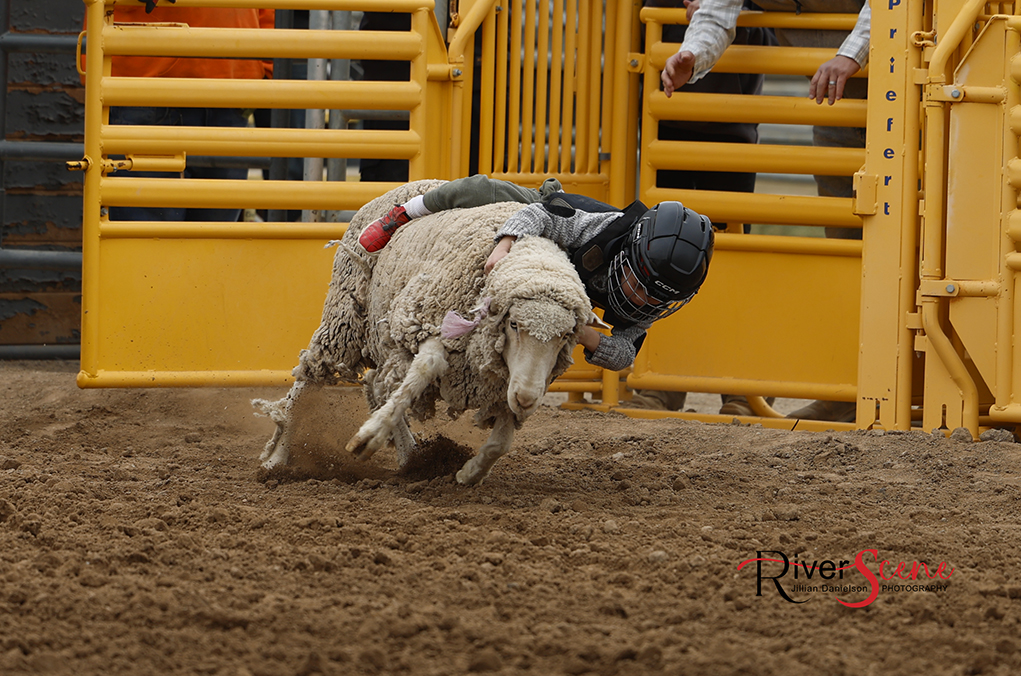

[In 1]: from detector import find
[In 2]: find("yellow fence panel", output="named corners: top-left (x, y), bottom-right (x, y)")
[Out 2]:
top-left (77, 0), bottom-right (452, 387)
top-left (472, 0), bottom-right (639, 201)
top-left (91, 238), bottom-right (334, 386)
top-left (610, 7), bottom-right (868, 430)
top-left (629, 235), bottom-right (860, 399)
top-left (75, 0), bottom-right (1021, 439)
top-left (913, 7), bottom-right (1021, 433)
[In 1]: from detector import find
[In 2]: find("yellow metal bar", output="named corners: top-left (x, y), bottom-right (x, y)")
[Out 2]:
top-left (103, 25), bottom-right (422, 60)
top-left (560, 402), bottom-right (858, 432)
top-left (547, 0), bottom-right (565, 172)
top-left (520, 0), bottom-right (537, 173)
top-left (626, 373), bottom-right (856, 401)
top-left (408, 7), bottom-right (430, 179)
top-left (561, 0), bottom-right (577, 172)
top-left (649, 43), bottom-right (869, 77)
top-left (102, 77), bottom-right (421, 110)
top-left (855, 0), bottom-right (923, 430)
top-left (714, 232), bottom-right (861, 256)
top-left (987, 405), bottom-right (1021, 423)
top-left (928, 0), bottom-right (985, 83)
top-left (555, 368), bottom-right (604, 380)
top-left (920, 0), bottom-right (986, 279)
top-left (609, 407), bottom-right (857, 433)
top-left (917, 0), bottom-right (986, 434)
top-left (601, 368), bottom-right (621, 406)
top-left (608, 0), bottom-right (635, 205)
top-left (747, 396), bottom-right (785, 418)
top-left (650, 92), bottom-right (867, 127)
top-left (490, 171), bottom-right (610, 187)
top-left (493, 6), bottom-right (509, 172)
top-left (921, 301), bottom-right (980, 434)
top-left (625, 11), bottom-right (640, 205)
top-left (587, 0), bottom-right (603, 175)
top-left (477, 11), bottom-right (496, 174)
top-left (445, 0), bottom-right (495, 176)
top-left (102, 125), bottom-right (421, 159)
top-left (646, 139), bottom-right (865, 175)
top-left (453, 27), bottom-right (474, 177)
top-left (81, 0), bottom-right (110, 380)
top-left (100, 221), bottom-right (346, 239)
top-left (447, 0), bottom-right (498, 61)
top-left (104, 0), bottom-right (434, 9)
top-left (575, 7), bottom-right (592, 173)
top-left (101, 177), bottom-right (401, 210)
top-left (106, 155), bottom-right (186, 173)
top-left (534, 2), bottom-right (551, 173)
top-left (643, 188), bottom-right (862, 227)
top-left (639, 7), bottom-right (860, 31)
top-left (639, 18), bottom-right (661, 201)
top-left (549, 380), bottom-right (605, 393)
top-left (508, 0), bottom-right (523, 172)
top-left (77, 369), bottom-right (296, 388)
top-left (999, 44), bottom-right (1021, 416)
top-left (893, 0), bottom-right (924, 431)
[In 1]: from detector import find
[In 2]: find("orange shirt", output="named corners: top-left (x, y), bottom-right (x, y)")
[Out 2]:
top-left (83, 7), bottom-right (274, 80)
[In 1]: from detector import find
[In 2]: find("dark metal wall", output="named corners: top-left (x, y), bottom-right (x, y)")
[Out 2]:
top-left (1, 0), bottom-right (84, 350)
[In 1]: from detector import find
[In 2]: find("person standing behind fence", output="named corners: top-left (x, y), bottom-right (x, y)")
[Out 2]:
top-left (82, 1), bottom-right (274, 222)
top-left (648, 0), bottom-right (776, 231)
top-left (660, 0), bottom-right (870, 423)
top-left (626, 0), bottom-right (777, 415)
top-left (662, 0), bottom-right (869, 240)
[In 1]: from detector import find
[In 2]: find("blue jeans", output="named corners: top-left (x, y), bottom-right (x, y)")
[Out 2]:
top-left (108, 107), bottom-right (249, 222)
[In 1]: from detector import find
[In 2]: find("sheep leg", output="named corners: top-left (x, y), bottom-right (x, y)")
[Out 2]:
top-left (393, 417), bottom-right (417, 468)
top-left (253, 379), bottom-right (316, 469)
top-left (346, 337), bottom-right (448, 461)
top-left (358, 369), bottom-right (417, 467)
top-left (455, 410), bottom-right (516, 486)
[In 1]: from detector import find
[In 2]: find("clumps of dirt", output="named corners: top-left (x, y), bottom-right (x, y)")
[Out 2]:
top-left (256, 440), bottom-right (390, 485)
top-left (397, 434), bottom-right (475, 481)
top-left (256, 435), bottom-right (474, 485)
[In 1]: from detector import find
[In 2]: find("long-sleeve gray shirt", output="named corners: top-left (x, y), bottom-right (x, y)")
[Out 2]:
top-left (682, 0), bottom-right (871, 84)
top-left (497, 203), bottom-right (653, 372)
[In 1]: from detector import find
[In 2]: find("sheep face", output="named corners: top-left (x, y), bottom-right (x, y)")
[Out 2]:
top-left (502, 300), bottom-right (577, 419)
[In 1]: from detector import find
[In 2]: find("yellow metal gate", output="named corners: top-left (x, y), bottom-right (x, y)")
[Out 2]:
top-left (76, 0), bottom-right (452, 386)
top-left (77, 0), bottom-right (1021, 438)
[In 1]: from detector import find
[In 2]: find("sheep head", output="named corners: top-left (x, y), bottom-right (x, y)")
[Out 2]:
top-left (468, 236), bottom-right (592, 419)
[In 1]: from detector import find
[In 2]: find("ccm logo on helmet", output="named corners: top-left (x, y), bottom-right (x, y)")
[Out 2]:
top-left (652, 279), bottom-right (681, 296)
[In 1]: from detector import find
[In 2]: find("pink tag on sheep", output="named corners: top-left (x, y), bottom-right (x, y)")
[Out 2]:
top-left (441, 298), bottom-right (492, 339)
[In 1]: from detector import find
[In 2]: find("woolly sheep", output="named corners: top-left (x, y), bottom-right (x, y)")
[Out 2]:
top-left (254, 180), bottom-right (594, 485)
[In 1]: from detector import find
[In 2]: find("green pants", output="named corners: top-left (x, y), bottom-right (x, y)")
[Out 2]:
top-left (421, 174), bottom-right (563, 214)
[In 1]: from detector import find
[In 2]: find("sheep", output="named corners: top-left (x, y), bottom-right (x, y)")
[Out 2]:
top-left (254, 180), bottom-right (594, 485)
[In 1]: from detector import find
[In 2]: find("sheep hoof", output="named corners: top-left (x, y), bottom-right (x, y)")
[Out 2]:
top-left (261, 446), bottom-right (289, 470)
top-left (455, 462), bottom-right (486, 486)
top-left (345, 434), bottom-right (380, 461)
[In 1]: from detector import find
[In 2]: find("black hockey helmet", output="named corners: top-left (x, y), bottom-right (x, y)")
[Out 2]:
top-left (605, 201), bottom-right (713, 324)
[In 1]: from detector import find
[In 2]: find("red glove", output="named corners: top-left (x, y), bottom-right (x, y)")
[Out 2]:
top-left (139, 0), bottom-right (176, 13)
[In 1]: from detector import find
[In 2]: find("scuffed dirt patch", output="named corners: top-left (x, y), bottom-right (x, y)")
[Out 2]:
top-left (1, 361), bottom-right (1021, 676)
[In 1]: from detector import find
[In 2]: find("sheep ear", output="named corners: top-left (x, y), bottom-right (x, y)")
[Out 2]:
top-left (587, 312), bottom-right (611, 330)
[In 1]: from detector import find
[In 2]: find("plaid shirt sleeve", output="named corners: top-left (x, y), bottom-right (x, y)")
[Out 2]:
top-left (675, 0), bottom-right (743, 84)
top-left (496, 204), bottom-right (622, 248)
top-left (681, 0), bottom-right (871, 79)
top-left (586, 324), bottom-right (648, 371)
top-left (836, 3), bottom-right (871, 68)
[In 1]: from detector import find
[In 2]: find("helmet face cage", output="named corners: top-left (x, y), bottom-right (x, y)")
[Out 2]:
top-left (605, 251), bottom-right (692, 325)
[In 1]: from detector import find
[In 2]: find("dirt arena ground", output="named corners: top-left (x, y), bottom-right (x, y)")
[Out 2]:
top-left (2, 360), bottom-right (1021, 676)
